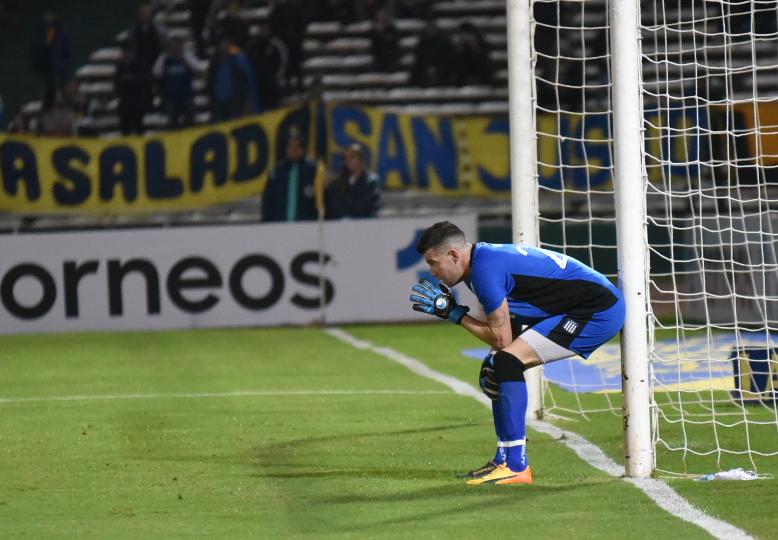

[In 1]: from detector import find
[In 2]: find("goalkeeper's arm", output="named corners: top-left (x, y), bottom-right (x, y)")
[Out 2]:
top-left (409, 280), bottom-right (512, 349)
top-left (459, 299), bottom-right (513, 350)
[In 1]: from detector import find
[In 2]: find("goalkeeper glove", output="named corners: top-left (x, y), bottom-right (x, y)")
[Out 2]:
top-left (409, 279), bottom-right (470, 324)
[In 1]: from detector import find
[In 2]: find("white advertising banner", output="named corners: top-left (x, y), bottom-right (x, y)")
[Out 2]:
top-left (0, 215), bottom-right (478, 334)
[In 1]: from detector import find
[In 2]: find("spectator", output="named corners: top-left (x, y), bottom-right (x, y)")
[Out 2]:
top-left (131, 4), bottom-right (166, 75)
top-left (189, 0), bottom-right (213, 56)
top-left (115, 43), bottom-right (151, 135)
top-left (262, 130), bottom-right (325, 222)
top-left (247, 23), bottom-right (287, 111)
top-left (450, 22), bottom-right (493, 86)
top-left (211, 0), bottom-right (249, 48)
top-left (208, 38), bottom-right (260, 122)
top-left (153, 36), bottom-right (206, 129)
top-left (325, 143), bottom-right (380, 219)
top-left (30, 9), bottom-right (71, 106)
top-left (411, 18), bottom-right (452, 87)
top-left (369, 9), bottom-right (400, 72)
top-left (38, 90), bottom-right (76, 136)
top-left (269, 0), bottom-right (307, 92)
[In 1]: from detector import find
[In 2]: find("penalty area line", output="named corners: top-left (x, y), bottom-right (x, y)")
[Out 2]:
top-left (0, 389), bottom-right (450, 405)
top-left (324, 327), bottom-right (754, 540)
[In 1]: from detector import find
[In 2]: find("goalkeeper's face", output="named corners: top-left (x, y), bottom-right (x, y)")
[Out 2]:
top-left (424, 246), bottom-right (464, 287)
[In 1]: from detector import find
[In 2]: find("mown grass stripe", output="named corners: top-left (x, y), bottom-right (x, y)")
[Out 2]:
top-left (0, 389), bottom-right (449, 404)
top-left (324, 327), bottom-right (754, 540)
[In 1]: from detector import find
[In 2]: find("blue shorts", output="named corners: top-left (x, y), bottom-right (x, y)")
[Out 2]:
top-left (519, 296), bottom-right (626, 360)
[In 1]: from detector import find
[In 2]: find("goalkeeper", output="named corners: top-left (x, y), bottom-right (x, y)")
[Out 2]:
top-left (409, 221), bottom-right (625, 485)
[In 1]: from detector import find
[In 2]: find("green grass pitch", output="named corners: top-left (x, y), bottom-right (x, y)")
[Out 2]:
top-left (1, 324), bottom-right (776, 538)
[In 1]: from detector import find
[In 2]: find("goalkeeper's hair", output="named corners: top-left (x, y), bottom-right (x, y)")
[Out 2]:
top-left (416, 221), bottom-right (467, 254)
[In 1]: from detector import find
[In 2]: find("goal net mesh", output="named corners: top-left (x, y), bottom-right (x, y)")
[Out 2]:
top-left (534, 0), bottom-right (778, 475)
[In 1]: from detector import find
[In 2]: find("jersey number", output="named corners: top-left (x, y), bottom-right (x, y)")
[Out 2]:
top-left (515, 245), bottom-right (568, 269)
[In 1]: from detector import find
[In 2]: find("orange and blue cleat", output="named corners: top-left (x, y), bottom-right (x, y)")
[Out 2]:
top-left (456, 461), bottom-right (500, 479)
top-left (466, 464), bottom-right (533, 485)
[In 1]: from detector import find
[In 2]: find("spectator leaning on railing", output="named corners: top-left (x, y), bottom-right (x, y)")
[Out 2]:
top-left (261, 129), bottom-right (326, 223)
top-left (325, 143), bottom-right (380, 220)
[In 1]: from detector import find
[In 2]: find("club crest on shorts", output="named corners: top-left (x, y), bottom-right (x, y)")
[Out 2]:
top-left (562, 319), bottom-right (579, 334)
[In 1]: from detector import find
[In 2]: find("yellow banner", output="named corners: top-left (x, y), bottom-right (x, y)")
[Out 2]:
top-left (2, 100), bottom-right (715, 213)
top-left (731, 102), bottom-right (778, 165)
top-left (0, 104), bottom-right (311, 213)
top-left (326, 103), bottom-right (511, 197)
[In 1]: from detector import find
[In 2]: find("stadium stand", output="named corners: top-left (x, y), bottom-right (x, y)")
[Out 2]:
top-left (5, 0), bottom-right (778, 233)
top-left (16, 1), bottom-right (778, 134)
top-left (18, 0), bottom-right (513, 135)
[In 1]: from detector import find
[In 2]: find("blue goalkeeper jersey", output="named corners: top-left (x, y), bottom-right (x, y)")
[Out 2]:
top-left (464, 243), bottom-right (622, 326)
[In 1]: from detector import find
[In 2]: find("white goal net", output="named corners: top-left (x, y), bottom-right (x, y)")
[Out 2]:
top-left (533, 0), bottom-right (778, 475)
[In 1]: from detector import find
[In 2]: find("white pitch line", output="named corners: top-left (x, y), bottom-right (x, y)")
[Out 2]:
top-left (0, 389), bottom-right (449, 405)
top-left (324, 327), bottom-right (754, 540)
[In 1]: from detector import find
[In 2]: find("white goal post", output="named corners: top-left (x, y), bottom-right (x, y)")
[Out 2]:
top-left (506, 0), bottom-right (653, 477)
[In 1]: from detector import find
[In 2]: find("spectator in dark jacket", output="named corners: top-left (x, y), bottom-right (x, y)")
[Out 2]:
top-left (209, 38), bottom-right (260, 121)
top-left (262, 131), bottom-right (324, 222)
top-left (411, 18), bottom-right (452, 87)
top-left (450, 22), bottom-right (493, 86)
top-left (189, 0), bottom-right (213, 56)
top-left (153, 37), bottom-right (206, 129)
top-left (247, 23), bottom-right (287, 111)
top-left (326, 143), bottom-right (380, 219)
top-left (30, 9), bottom-right (71, 106)
top-left (115, 43), bottom-right (151, 135)
top-left (269, 0), bottom-right (307, 92)
top-left (131, 4), bottom-right (166, 74)
top-left (369, 10), bottom-right (400, 72)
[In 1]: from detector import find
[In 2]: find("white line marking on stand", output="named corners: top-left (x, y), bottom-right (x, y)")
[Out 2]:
top-left (324, 327), bottom-right (754, 540)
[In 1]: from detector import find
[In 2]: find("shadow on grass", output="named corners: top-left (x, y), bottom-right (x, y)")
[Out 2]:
top-left (258, 472), bottom-right (617, 535)
top-left (247, 420), bottom-right (620, 535)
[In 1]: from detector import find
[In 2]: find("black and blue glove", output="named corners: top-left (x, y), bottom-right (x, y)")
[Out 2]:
top-left (479, 352), bottom-right (499, 401)
top-left (409, 279), bottom-right (470, 324)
